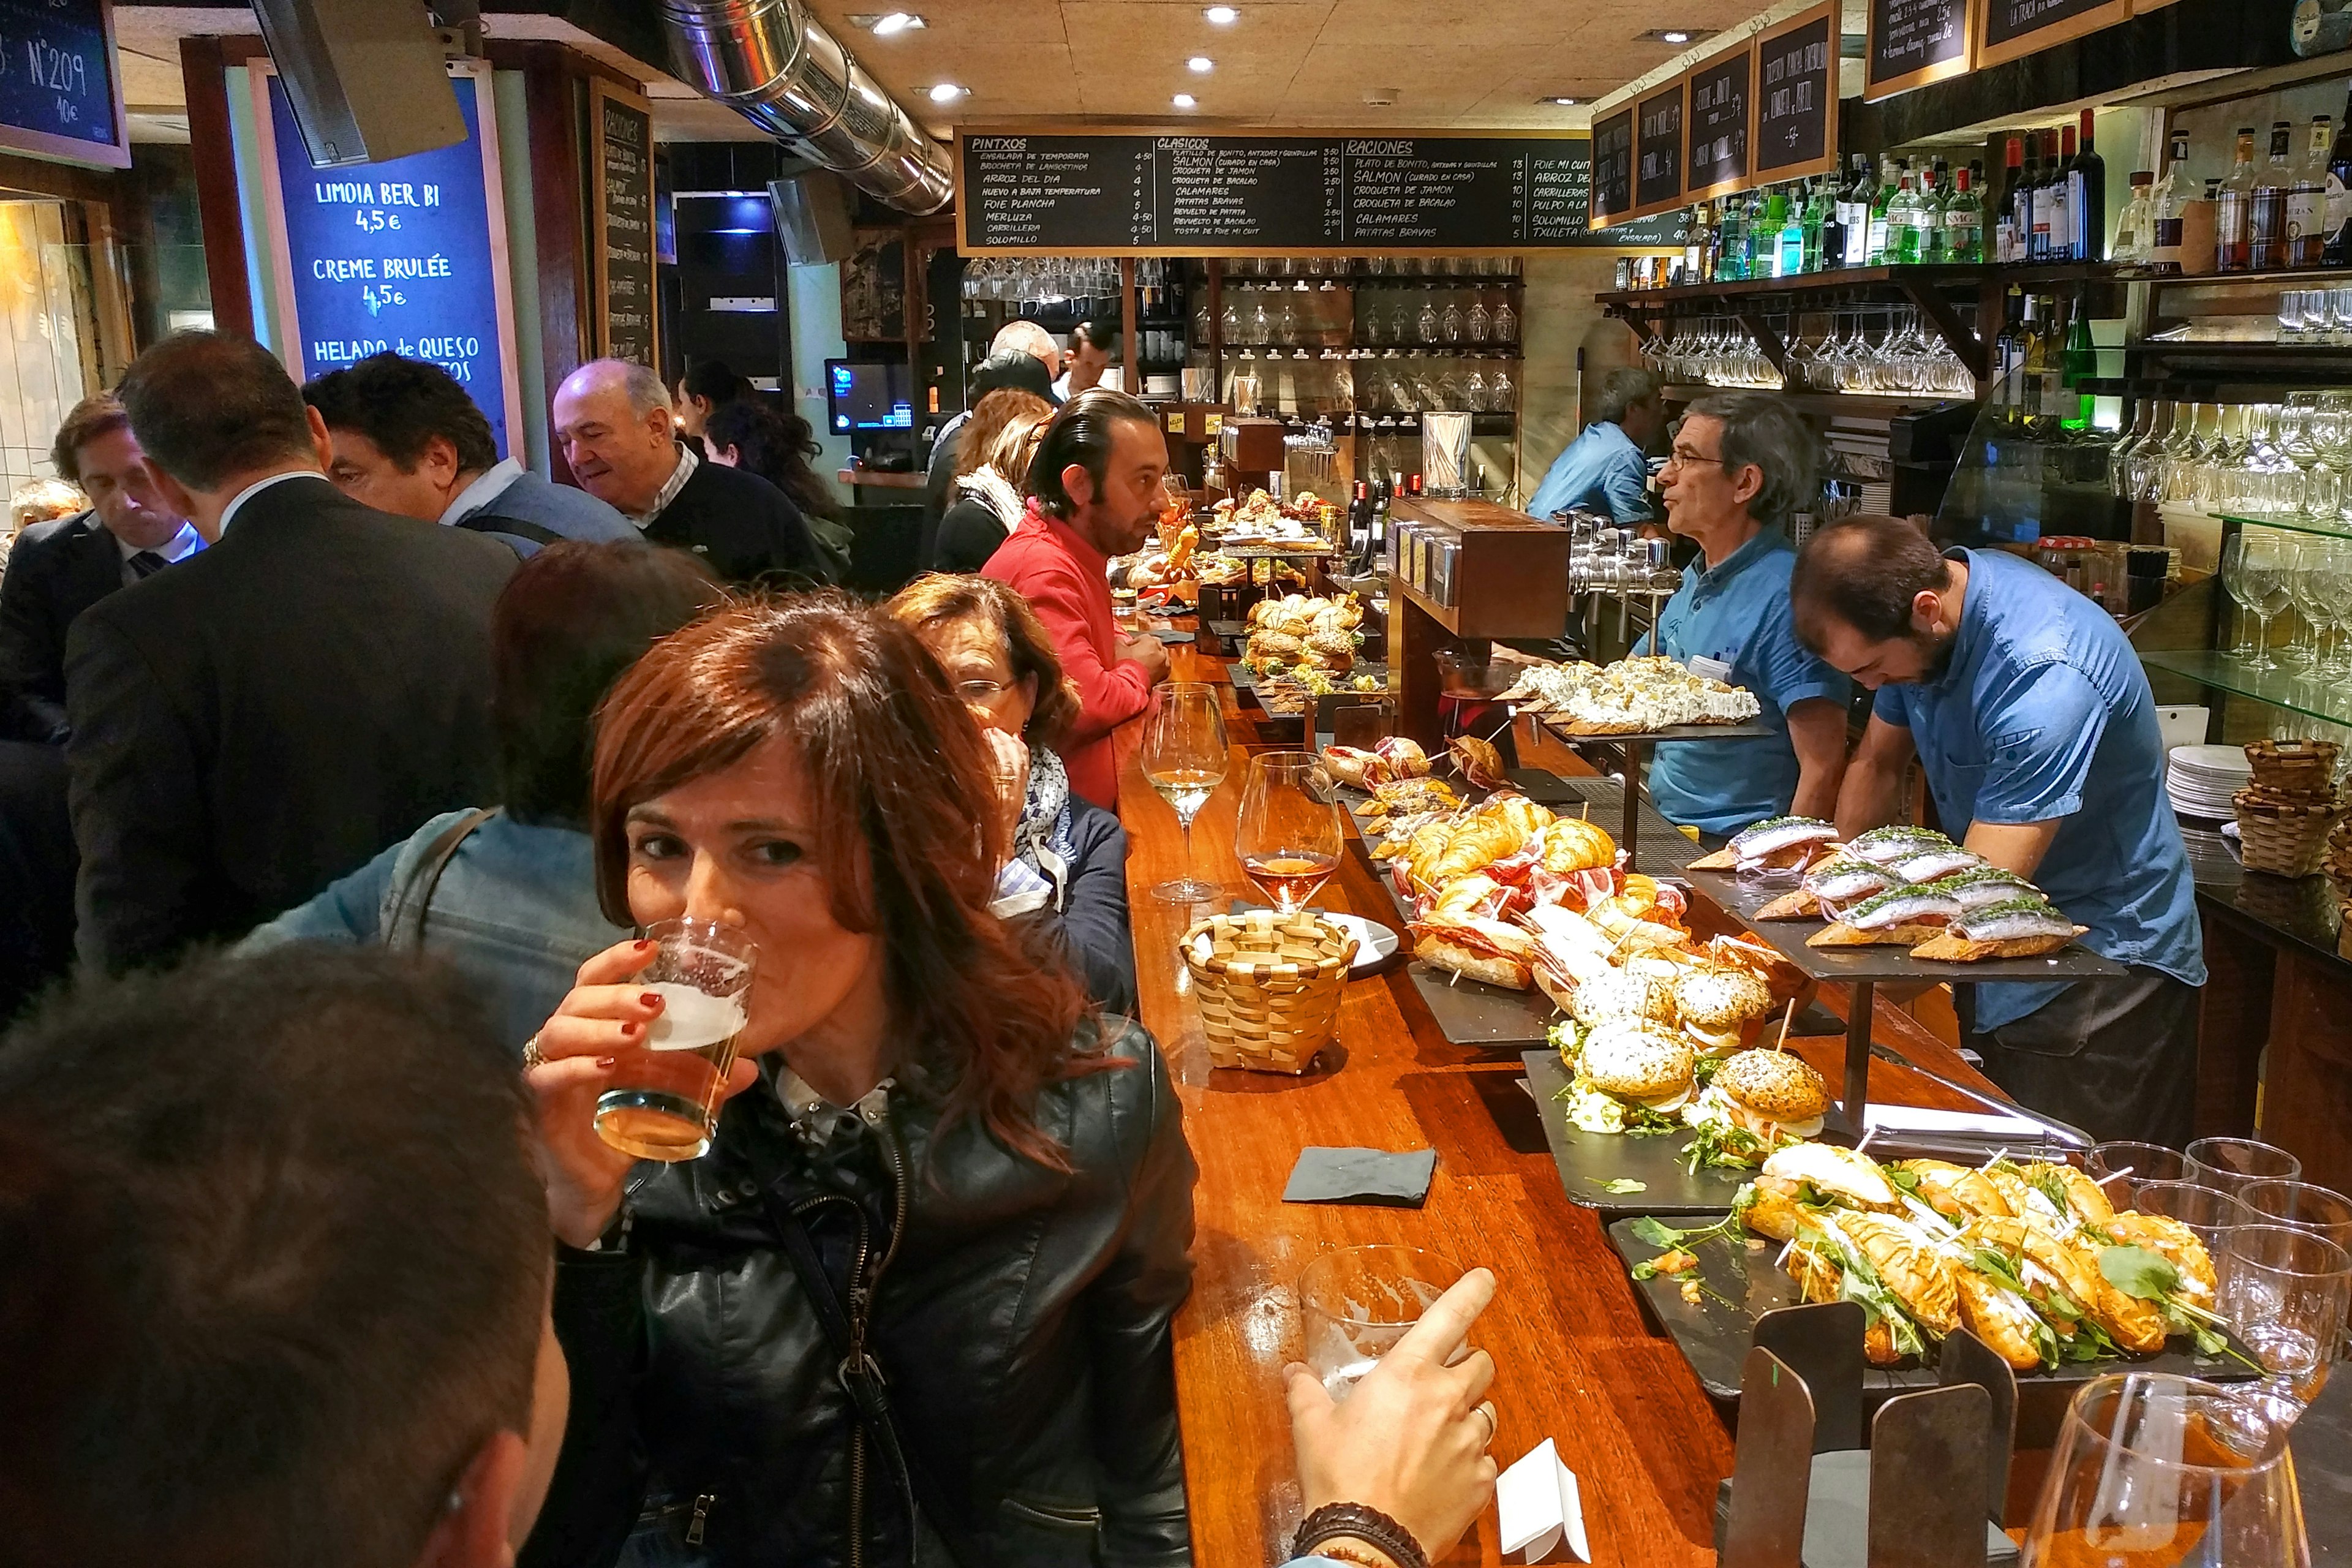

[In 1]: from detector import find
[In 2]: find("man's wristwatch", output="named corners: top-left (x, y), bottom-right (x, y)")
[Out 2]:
top-left (1290, 1503), bottom-right (1428, 1568)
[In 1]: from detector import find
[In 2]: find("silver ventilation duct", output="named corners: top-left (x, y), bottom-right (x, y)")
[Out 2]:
top-left (658, 0), bottom-right (954, 215)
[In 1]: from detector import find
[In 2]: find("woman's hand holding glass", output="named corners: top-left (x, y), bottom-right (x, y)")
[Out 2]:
top-left (526, 938), bottom-right (760, 1248)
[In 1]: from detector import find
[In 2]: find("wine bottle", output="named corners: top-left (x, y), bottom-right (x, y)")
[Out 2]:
top-left (2029, 132), bottom-right (2059, 262)
top-left (1996, 135), bottom-right (2026, 264)
top-left (2290, 116), bottom-right (2331, 269)
top-left (2060, 299), bottom-right (2095, 434)
top-left (2049, 126), bottom-right (2077, 263)
top-left (2250, 121), bottom-right (2293, 270)
top-left (2150, 130), bottom-right (2194, 272)
top-left (2217, 127), bottom-right (2258, 272)
top-left (1837, 153), bottom-right (1871, 266)
top-left (2067, 110), bottom-right (2106, 261)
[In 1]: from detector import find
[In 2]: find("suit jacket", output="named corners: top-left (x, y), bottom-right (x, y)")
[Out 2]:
top-left (0, 511), bottom-right (124, 742)
top-left (64, 475), bottom-right (517, 971)
top-left (643, 458), bottom-right (831, 587)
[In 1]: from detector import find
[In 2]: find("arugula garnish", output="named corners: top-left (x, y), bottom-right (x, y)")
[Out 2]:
top-left (2099, 1244), bottom-right (2251, 1362)
top-left (1883, 1166), bottom-right (1923, 1197)
top-left (1627, 1212), bottom-right (1744, 1279)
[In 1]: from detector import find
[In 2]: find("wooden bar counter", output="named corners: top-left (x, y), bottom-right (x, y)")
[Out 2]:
top-left (1117, 639), bottom-right (2019, 1567)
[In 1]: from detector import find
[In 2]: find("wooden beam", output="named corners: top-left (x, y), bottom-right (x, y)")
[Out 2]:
top-left (179, 36), bottom-right (252, 340)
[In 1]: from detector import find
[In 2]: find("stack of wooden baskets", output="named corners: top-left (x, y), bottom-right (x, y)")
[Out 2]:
top-left (1182, 909), bottom-right (1358, 1074)
top-left (2233, 739), bottom-right (2343, 879)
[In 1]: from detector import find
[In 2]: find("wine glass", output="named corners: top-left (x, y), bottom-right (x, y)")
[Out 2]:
top-left (2218, 1224), bottom-right (2350, 1406)
top-left (2018, 1373), bottom-right (2309, 1566)
top-left (1235, 751), bottom-right (1343, 914)
top-left (2288, 541), bottom-right (2332, 670)
top-left (1140, 683), bottom-right (1229, 905)
top-left (2222, 530), bottom-right (2293, 671)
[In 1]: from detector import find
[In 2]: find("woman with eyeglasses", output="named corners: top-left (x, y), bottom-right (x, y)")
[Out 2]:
top-left (886, 572), bottom-right (1137, 1014)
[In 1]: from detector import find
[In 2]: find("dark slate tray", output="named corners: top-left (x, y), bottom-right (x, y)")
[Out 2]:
top-left (1529, 714), bottom-right (1779, 745)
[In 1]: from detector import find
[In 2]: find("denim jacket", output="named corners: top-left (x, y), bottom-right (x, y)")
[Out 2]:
top-left (241, 808), bottom-right (627, 1050)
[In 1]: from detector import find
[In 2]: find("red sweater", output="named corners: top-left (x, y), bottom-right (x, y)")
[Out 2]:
top-left (983, 504), bottom-right (1152, 809)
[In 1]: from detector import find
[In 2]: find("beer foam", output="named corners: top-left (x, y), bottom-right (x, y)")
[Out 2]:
top-left (644, 982), bottom-right (748, 1051)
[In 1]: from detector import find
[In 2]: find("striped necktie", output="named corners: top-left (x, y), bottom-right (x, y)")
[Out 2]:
top-left (128, 551), bottom-right (167, 579)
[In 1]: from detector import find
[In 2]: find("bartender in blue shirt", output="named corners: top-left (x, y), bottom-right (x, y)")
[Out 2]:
top-left (1792, 514), bottom-right (2206, 1147)
top-left (1527, 368), bottom-right (1667, 522)
top-left (1634, 391), bottom-right (1852, 839)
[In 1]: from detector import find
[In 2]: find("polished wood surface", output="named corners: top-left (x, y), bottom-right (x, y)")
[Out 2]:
top-left (1120, 637), bottom-right (2013, 1568)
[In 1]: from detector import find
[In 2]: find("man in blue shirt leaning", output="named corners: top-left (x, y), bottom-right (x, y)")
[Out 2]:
top-left (1791, 515), bottom-right (2205, 1147)
top-left (1638, 391), bottom-right (1851, 839)
top-left (1527, 367), bottom-right (1667, 522)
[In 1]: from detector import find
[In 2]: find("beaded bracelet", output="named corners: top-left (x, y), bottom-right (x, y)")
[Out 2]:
top-left (1291, 1502), bottom-right (1429, 1568)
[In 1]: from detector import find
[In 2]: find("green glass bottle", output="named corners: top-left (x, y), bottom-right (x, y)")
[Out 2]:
top-left (1801, 178), bottom-right (1830, 272)
top-left (2060, 299), bottom-right (2097, 435)
top-left (1752, 190), bottom-right (1784, 278)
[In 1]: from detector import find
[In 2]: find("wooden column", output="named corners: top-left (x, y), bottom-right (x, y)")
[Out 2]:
top-left (1120, 256), bottom-right (1139, 393)
top-left (2260, 953), bottom-right (2352, 1194)
top-left (179, 36), bottom-right (254, 341)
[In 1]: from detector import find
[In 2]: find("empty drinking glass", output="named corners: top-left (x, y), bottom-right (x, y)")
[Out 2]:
top-left (2187, 1136), bottom-right (2302, 1197)
top-left (2238, 1178), bottom-right (2352, 1252)
top-left (2218, 1223), bottom-right (2350, 1404)
top-left (2132, 1178), bottom-right (2259, 1254)
top-left (1297, 1245), bottom-right (1466, 1402)
top-left (2086, 1140), bottom-right (2188, 1203)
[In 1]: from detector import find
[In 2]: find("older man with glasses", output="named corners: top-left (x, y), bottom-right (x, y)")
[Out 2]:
top-left (1637, 390), bottom-right (1852, 842)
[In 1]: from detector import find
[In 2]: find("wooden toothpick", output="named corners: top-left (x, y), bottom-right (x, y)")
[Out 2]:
top-left (1772, 997), bottom-right (1795, 1054)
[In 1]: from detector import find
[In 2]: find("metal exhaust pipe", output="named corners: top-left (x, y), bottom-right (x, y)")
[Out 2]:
top-left (657, 0), bottom-right (954, 215)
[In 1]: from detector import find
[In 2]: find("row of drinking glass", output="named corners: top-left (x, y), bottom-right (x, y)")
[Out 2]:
top-left (1218, 291), bottom-right (1518, 348)
top-left (2215, 528), bottom-right (2352, 674)
top-left (1229, 357), bottom-right (1516, 416)
top-left (2108, 392), bottom-right (2352, 521)
top-left (960, 256), bottom-right (1128, 312)
top-left (1221, 255), bottom-right (1522, 277)
top-left (2274, 285), bottom-right (2352, 342)
top-left (1640, 307), bottom-right (1976, 396)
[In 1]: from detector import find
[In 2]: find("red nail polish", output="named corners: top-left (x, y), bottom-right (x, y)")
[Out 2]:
top-left (635, 939), bottom-right (655, 951)
top-left (640, 992), bottom-right (663, 1009)
top-left (621, 1022), bottom-right (641, 1038)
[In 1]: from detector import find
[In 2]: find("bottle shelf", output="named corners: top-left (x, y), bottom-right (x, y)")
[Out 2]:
top-left (1597, 262), bottom-right (2114, 308)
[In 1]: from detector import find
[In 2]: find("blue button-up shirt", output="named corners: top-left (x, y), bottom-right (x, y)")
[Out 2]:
top-left (1638, 527), bottom-right (1849, 838)
top-left (1872, 549), bottom-right (2205, 1030)
top-left (1528, 420), bottom-right (1653, 521)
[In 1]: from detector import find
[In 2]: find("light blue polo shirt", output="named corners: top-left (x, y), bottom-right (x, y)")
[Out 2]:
top-left (1528, 420), bottom-right (1653, 522)
top-left (1872, 548), bottom-right (2205, 1030)
top-left (1638, 527), bottom-right (1850, 838)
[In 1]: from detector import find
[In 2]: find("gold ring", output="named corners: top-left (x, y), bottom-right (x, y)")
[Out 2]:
top-left (1476, 1401), bottom-right (1498, 1448)
top-left (521, 1034), bottom-right (545, 1072)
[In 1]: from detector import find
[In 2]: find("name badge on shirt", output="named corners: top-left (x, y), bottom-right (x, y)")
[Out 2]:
top-left (1689, 655), bottom-right (1733, 682)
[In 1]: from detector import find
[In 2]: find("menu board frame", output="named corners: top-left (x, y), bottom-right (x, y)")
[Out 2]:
top-left (0, 0), bottom-right (129, 169)
top-left (1631, 80), bottom-right (1687, 219)
top-left (588, 77), bottom-right (657, 368)
top-left (1865, 0), bottom-right (1976, 101)
top-left (1753, 1), bottom-right (1842, 183)
top-left (1972, 0), bottom-right (2133, 69)
top-left (953, 123), bottom-right (1602, 256)
top-left (1681, 39), bottom-right (1755, 203)
top-left (249, 59), bottom-right (525, 459)
top-left (1588, 107), bottom-right (1637, 231)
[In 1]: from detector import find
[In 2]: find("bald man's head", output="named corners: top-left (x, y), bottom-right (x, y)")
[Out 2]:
top-left (552, 358), bottom-right (679, 514)
top-left (990, 320), bottom-right (1062, 378)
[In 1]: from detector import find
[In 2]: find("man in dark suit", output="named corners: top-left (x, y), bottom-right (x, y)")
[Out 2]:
top-left (550, 358), bottom-right (830, 587)
top-left (0, 394), bottom-right (203, 744)
top-left (64, 331), bottom-right (518, 972)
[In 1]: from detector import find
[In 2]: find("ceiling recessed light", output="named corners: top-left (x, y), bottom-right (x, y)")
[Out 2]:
top-left (870, 12), bottom-right (924, 34)
top-left (1187, 55), bottom-right (1215, 72)
top-left (1173, 92), bottom-right (1198, 107)
top-left (927, 82), bottom-right (967, 102)
top-left (1661, 29), bottom-right (1691, 42)
top-left (1204, 4), bottom-right (1240, 21)
top-left (1540, 96), bottom-right (1579, 105)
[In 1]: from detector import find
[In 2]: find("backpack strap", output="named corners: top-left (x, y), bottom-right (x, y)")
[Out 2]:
top-left (383, 807), bottom-right (499, 952)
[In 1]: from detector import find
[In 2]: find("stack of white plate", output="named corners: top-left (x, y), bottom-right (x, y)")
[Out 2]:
top-left (2166, 744), bottom-right (2252, 822)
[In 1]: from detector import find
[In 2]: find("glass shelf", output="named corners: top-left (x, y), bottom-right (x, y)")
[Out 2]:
top-left (2217, 511), bottom-right (2352, 542)
top-left (2139, 649), bottom-right (2352, 729)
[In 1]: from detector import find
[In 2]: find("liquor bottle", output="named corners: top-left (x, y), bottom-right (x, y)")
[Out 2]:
top-left (1821, 175), bottom-right (1849, 271)
top-left (1921, 160), bottom-right (1953, 263)
top-left (1751, 190), bottom-right (1781, 278)
top-left (2217, 127), bottom-right (2259, 272)
top-left (2017, 293), bottom-right (2049, 431)
top-left (1833, 154), bottom-right (1866, 266)
top-left (1945, 166), bottom-right (1984, 263)
top-left (1996, 136), bottom-right (2027, 263)
top-left (1888, 170), bottom-right (1920, 265)
top-left (2067, 110), bottom-right (2106, 260)
top-left (2250, 121), bottom-right (2294, 270)
top-left (1802, 178), bottom-right (1831, 272)
top-left (1867, 157), bottom-right (1898, 265)
top-left (2149, 130), bottom-right (2195, 270)
top-left (2327, 88), bottom-right (2352, 265)
top-left (2290, 116), bottom-right (2331, 268)
top-left (2060, 297), bottom-right (2096, 434)
top-left (1689, 203), bottom-right (1716, 282)
top-left (1717, 195), bottom-right (1748, 281)
top-left (1994, 284), bottom-right (2026, 388)
top-left (2112, 171), bottom-right (2155, 263)
top-left (1777, 187), bottom-right (1806, 277)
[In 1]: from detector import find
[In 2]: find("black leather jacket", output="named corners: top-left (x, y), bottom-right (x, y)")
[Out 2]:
top-left (524, 1017), bottom-right (1196, 1568)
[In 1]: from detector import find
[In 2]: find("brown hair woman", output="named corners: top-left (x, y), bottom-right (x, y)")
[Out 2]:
top-left (519, 592), bottom-right (1193, 1568)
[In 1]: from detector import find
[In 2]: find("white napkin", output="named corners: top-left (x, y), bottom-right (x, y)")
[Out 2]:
top-left (1496, 1438), bottom-right (1589, 1564)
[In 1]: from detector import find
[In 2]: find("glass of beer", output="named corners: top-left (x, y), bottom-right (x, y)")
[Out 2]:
top-left (594, 918), bottom-right (756, 1162)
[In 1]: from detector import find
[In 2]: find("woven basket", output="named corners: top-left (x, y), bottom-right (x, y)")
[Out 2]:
top-left (2244, 738), bottom-right (2340, 794)
top-left (1182, 910), bottom-right (1357, 1074)
top-left (2234, 790), bottom-right (2342, 878)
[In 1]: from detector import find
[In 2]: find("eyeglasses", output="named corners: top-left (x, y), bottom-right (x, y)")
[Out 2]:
top-left (954, 679), bottom-right (1011, 703)
top-left (1664, 448), bottom-right (1724, 469)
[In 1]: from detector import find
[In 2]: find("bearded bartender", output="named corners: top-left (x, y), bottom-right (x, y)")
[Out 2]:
top-left (1636, 391), bottom-right (1852, 840)
top-left (1790, 515), bottom-right (2206, 1147)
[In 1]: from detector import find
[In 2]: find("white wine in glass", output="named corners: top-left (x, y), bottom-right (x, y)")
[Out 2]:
top-left (1236, 751), bottom-right (1343, 912)
top-left (1141, 683), bottom-right (1228, 905)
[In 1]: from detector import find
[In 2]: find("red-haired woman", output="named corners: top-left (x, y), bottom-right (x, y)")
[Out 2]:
top-left (518, 594), bottom-right (1195, 1568)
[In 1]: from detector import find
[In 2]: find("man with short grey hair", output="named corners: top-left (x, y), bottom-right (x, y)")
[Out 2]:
top-left (551, 358), bottom-right (829, 586)
top-left (1527, 366), bottom-right (1667, 521)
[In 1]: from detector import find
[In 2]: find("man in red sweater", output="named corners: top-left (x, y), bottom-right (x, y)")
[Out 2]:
top-left (984, 388), bottom-right (1171, 807)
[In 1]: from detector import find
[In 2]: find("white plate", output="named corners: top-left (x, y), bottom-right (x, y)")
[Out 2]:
top-left (1321, 911), bottom-right (1401, 973)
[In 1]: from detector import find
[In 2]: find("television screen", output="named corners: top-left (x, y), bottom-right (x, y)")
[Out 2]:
top-left (826, 360), bottom-right (913, 432)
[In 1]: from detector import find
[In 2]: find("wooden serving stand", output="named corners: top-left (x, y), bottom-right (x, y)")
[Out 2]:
top-left (1383, 497), bottom-right (1570, 749)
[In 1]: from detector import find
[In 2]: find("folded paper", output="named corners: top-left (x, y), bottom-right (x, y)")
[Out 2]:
top-left (1497, 1438), bottom-right (1589, 1564)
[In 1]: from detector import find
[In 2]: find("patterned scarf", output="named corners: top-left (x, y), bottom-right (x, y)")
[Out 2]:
top-left (1016, 745), bottom-right (1081, 903)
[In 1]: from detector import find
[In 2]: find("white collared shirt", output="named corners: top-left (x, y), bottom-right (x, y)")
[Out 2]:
top-left (113, 519), bottom-right (203, 586)
top-left (626, 442), bottom-right (699, 530)
top-left (217, 469), bottom-right (324, 533)
top-left (439, 457), bottom-right (526, 526)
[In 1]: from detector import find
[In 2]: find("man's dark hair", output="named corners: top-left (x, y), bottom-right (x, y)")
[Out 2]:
top-left (1790, 513), bottom-right (1952, 648)
top-left (116, 331), bottom-right (316, 492)
top-left (1026, 387), bottom-right (1158, 520)
top-left (705, 398), bottom-right (839, 520)
top-left (970, 347), bottom-right (1057, 405)
top-left (50, 393), bottom-right (131, 485)
top-left (1683, 389), bottom-right (1820, 534)
top-left (0, 947), bottom-right (549, 1568)
top-left (495, 540), bottom-right (722, 826)
top-left (679, 359), bottom-right (752, 407)
top-left (303, 352), bottom-right (499, 477)
top-left (1069, 320), bottom-right (1116, 355)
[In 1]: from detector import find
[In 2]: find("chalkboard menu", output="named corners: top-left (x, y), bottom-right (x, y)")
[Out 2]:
top-left (1634, 85), bottom-right (1686, 216)
top-left (1867, 0), bottom-right (1973, 99)
top-left (257, 62), bottom-right (524, 459)
top-left (1755, 2), bottom-right (1839, 181)
top-left (1976, 0), bottom-right (2133, 69)
top-left (957, 130), bottom-right (1614, 253)
top-left (591, 81), bottom-right (656, 367)
top-left (1684, 45), bottom-right (1751, 200)
top-left (1589, 109), bottom-right (1635, 229)
top-left (0, 0), bottom-right (126, 168)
